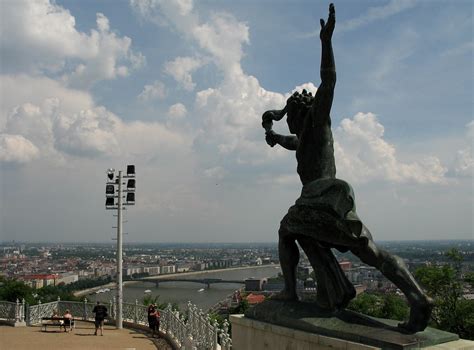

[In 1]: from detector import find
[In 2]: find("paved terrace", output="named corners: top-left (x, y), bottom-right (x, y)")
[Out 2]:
top-left (0, 321), bottom-right (172, 350)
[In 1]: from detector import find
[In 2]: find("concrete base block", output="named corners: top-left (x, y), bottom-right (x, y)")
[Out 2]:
top-left (230, 314), bottom-right (378, 350)
top-left (230, 315), bottom-right (474, 350)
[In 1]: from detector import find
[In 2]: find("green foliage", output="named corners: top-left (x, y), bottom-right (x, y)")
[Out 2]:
top-left (229, 299), bottom-right (250, 315)
top-left (209, 312), bottom-right (225, 327)
top-left (380, 293), bottom-right (410, 321)
top-left (0, 277), bottom-right (35, 304)
top-left (0, 277), bottom-right (109, 305)
top-left (347, 292), bottom-right (409, 321)
top-left (464, 272), bottom-right (474, 289)
top-left (142, 294), bottom-right (179, 311)
top-left (415, 248), bottom-right (474, 340)
top-left (35, 285), bottom-right (80, 304)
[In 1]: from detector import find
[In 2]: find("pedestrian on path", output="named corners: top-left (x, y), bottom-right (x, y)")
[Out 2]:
top-left (93, 301), bottom-right (108, 336)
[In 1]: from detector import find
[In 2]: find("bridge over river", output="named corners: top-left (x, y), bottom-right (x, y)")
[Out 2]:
top-left (137, 277), bottom-right (245, 289)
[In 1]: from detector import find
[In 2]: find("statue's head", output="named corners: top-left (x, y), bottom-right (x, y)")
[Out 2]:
top-left (286, 89), bottom-right (313, 134)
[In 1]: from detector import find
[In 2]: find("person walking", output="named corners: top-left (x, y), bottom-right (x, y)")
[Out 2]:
top-left (92, 301), bottom-right (108, 336)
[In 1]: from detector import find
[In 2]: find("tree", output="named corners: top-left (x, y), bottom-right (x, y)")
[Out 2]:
top-left (142, 294), bottom-right (178, 311)
top-left (347, 292), bottom-right (408, 321)
top-left (0, 278), bottom-right (35, 304)
top-left (415, 248), bottom-right (474, 339)
top-left (35, 284), bottom-right (80, 303)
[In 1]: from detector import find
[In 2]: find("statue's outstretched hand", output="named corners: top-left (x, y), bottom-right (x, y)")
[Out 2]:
top-left (265, 130), bottom-right (278, 147)
top-left (320, 3), bottom-right (335, 41)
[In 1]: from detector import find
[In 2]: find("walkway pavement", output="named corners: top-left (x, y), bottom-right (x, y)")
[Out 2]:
top-left (0, 321), bottom-right (172, 350)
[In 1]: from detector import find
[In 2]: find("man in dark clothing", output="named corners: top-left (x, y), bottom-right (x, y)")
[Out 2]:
top-left (92, 301), bottom-right (108, 336)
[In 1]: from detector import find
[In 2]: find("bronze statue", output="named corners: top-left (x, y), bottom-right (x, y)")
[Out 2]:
top-left (263, 4), bottom-right (433, 333)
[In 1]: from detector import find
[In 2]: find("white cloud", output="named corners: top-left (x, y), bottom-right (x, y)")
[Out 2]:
top-left (1, 1), bottom-right (144, 87)
top-left (164, 56), bottom-right (204, 90)
top-left (453, 121), bottom-right (473, 177)
top-left (167, 103), bottom-right (187, 119)
top-left (0, 134), bottom-right (39, 163)
top-left (0, 75), bottom-right (189, 162)
top-left (138, 81), bottom-right (167, 102)
top-left (116, 120), bottom-right (191, 159)
top-left (130, 0), bottom-right (285, 163)
top-left (0, 75), bottom-right (94, 130)
top-left (5, 101), bottom-right (54, 147)
top-left (203, 166), bottom-right (226, 180)
top-left (192, 12), bottom-right (249, 75)
top-left (334, 112), bottom-right (447, 184)
top-left (53, 107), bottom-right (121, 157)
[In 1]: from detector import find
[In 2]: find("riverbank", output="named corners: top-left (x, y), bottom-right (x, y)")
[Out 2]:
top-left (73, 281), bottom-right (134, 297)
top-left (74, 264), bottom-right (279, 297)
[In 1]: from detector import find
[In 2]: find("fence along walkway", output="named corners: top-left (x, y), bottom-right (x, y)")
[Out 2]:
top-left (0, 298), bottom-right (231, 350)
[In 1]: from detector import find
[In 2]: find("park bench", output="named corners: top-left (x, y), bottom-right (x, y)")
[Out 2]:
top-left (41, 317), bottom-right (75, 332)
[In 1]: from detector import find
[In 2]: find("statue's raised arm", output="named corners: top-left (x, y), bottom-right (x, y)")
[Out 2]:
top-left (311, 3), bottom-right (336, 127)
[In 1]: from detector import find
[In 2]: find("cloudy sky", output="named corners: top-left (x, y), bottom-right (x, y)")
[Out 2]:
top-left (0, 0), bottom-right (472, 243)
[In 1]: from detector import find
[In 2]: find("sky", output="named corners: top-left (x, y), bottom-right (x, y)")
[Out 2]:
top-left (0, 0), bottom-right (472, 243)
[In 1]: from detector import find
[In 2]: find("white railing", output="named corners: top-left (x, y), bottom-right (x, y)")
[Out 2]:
top-left (0, 299), bottom-right (25, 325)
top-left (159, 302), bottom-right (232, 350)
top-left (1, 298), bottom-right (232, 349)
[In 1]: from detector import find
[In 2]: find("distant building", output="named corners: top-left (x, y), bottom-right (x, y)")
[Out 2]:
top-left (20, 274), bottom-right (58, 289)
top-left (123, 266), bottom-right (143, 276)
top-left (193, 263), bottom-right (207, 271)
top-left (245, 278), bottom-right (267, 291)
top-left (339, 261), bottom-right (352, 271)
top-left (57, 272), bottom-right (79, 285)
top-left (176, 264), bottom-right (193, 273)
top-left (246, 293), bottom-right (266, 305)
top-left (160, 265), bottom-right (176, 274)
top-left (143, 266), bottom-right (161, 275)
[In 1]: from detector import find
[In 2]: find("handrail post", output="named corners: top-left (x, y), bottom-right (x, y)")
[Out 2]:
top-left (83, 298), bottom-right (88, 321)
top-left (109, 299), bottom-right (114, 323)
top-left (15, 299), bottom-right (20, 322)
top-left (134, 299), bottom-right (138, 324)
top-left (21, 298), bottom-right (25, 323)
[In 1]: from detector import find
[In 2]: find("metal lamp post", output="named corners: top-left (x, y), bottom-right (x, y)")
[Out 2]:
top-left (106, 165), bottom-right (136, 329)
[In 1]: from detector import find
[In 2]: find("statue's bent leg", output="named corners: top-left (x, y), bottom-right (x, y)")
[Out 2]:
top-left (298, 236), bottom-right (355, 310)
top-left (273, 224), bottom-right (299, 301)
top-left (351, 239), bottom-right (433, 333)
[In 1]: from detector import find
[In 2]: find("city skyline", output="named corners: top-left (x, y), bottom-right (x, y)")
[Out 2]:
top-left (1, 0), bottom-right (472, 243)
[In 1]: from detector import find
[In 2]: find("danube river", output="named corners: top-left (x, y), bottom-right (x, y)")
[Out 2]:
top-left (88, 265), bottom-right (281, 311)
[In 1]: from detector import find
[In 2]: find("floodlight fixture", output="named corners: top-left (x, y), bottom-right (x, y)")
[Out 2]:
top-left (107, 168), bottom-right (115, 180)
top-left (127, 179), bottom-right (135, 190)
top-left (106, 197), bottom-right (115, 206)
top-left (127, 165), bottom-right (135, 177)
top-left (126, 192), bottom-right (135, 203)
top-left (106, 184), bottom-right (115, 196)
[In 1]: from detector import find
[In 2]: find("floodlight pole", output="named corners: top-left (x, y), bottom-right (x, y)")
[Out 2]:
top-left (116, 170), bottom-right (123, 329)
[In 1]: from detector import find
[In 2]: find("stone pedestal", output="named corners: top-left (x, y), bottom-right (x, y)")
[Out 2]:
top-left (230, 315), bottom-right (474, 350)
top-left (231, 314), bottom-right (378, 350)
top-left (231, 299), bottom-right (468, 350)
